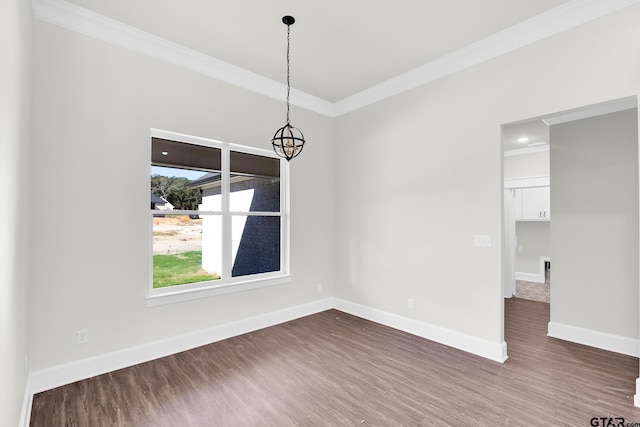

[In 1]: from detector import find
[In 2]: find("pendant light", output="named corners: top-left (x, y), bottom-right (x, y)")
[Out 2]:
top-left (271, 15), bottom-right (305, 161)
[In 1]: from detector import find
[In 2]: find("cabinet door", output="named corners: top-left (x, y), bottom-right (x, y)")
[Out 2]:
top-left (521, 187), bottom-right (542, 219)
top-left (539, 186), bottom-right (550, 219)
top-left (520, 187), bottom-right (550, 220)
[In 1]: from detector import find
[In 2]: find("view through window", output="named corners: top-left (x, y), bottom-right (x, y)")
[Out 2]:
top-left (150, 136), bottom-right (285, 291)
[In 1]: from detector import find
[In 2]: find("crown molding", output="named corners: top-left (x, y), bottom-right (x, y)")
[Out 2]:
top-left (31, 0), bottom-right (336, 117)
top-left (32, 0), bottom-right (640, 118)
top-left (333, 0), bottom-right (640, 116)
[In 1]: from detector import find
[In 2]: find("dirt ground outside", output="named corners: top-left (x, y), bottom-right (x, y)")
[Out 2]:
top-left (153, 216), bottom-right (203, 254)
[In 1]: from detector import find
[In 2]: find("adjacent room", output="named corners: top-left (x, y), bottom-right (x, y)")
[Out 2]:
top-left (3, 0), bottom-right (640, 426)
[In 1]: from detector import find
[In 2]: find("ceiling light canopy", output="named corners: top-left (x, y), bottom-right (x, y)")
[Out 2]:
top-left (271, 15), bottom-right (306, 162)
top-left (517, 137), bottom-right (530, 143)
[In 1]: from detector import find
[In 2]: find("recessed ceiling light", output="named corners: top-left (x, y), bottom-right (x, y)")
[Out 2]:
top-left (161, 151), bottom-right (169, 156)
top-left (517, 137), bottom-right (530, 143)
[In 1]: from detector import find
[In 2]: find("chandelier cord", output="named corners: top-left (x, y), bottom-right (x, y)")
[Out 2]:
top-left (286, 23), bottom-right (291, 125)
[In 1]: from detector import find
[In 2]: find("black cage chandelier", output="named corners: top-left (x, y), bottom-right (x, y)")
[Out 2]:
top-left (271, 15), bottom-right (305, 161)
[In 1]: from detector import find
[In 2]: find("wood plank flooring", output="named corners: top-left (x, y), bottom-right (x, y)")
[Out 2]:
top-left (30, 298), bottom-right (640, 426)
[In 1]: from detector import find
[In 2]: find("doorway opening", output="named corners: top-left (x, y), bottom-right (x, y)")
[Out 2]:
top-left (503, 119), bottom-right (551, 303)
top-left (501, 96), bottom-right (639, 359)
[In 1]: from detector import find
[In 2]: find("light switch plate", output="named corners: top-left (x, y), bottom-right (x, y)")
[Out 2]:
top-left (474, 235), bottom-right (492, 248)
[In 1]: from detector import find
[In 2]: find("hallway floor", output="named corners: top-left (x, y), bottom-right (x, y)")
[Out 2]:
top-left (515, 279), bottom-right (550, 303)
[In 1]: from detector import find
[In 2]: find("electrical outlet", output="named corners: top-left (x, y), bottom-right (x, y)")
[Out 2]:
top-left (407, 298), bottom-right (415, 309)
top-left (317, 283), bottom-right (323, 292)
top-left (77, 329), bottom-right (89, 345)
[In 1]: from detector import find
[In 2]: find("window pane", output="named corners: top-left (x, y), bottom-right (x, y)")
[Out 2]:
top-left (151, 139), bottom-right (222, 212)
top-left (151, 166), bottom-right (211, 211)
top-left (231, 215), bottom-right (281, 277)
top-left (229, 174), bottom-right (280, 212)
top-left (190, 173), bottom-right (222, 212)
top-left (152, 214), bottom-right (221, 288)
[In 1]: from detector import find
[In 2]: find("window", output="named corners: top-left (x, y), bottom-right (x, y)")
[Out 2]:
top-left (148, 130), bottom-right (290, 306)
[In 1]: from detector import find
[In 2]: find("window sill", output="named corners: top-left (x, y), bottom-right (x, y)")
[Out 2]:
top-left (146, 274), bottom-right (292, 307)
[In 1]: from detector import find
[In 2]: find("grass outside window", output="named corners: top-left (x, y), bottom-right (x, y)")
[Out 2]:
top-left (153, 250), bottom-right (220, 288)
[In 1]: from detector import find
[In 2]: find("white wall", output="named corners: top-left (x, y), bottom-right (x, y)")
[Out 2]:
top-left (29, 21), bottom-right (334, 371)
top-left (550, 109), bottom-right (639, 339)
top-left (333, 5), bottom-right (640, 346)
top-left (0, 0), bottom-right (32, 424)
top-left (515, 222), bottom-right (550, 275)
top-left (504, 151), bottom-right (550, 180)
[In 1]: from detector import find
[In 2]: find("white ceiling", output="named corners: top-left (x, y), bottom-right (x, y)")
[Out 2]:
top-left (64, 0), bottom-right (572, 102)
top-left (35, 0), bottom-right (640, 118)
top-left (503, 120), bottom-right (550, 153)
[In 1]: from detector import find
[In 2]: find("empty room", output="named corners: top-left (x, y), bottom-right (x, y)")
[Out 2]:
top-left (3, 0), bottom-right (640, 426)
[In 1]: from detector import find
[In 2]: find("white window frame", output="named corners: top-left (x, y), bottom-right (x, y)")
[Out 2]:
top-left (147, 129), bottom-right (291, 307)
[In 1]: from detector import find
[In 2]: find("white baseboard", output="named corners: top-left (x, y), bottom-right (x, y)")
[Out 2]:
top-left (548, 321), bottom-right (639, 357)
top-left (19, 375), bottom-right (32, 427)
top-left (333, 298), bottom-right (508, 363)
top-left (27, 298), bottom-right (334, 397)
top-left (515, 272), bottom-right (545, 283)
top-left (515, 256), bottom-right (549, 284)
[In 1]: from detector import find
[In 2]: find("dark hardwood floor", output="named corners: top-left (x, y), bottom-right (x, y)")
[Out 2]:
top-left (30, 298), bottom-right (640, 426)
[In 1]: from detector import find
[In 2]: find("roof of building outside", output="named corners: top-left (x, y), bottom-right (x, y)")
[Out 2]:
top-left (186, 172), bottom-right (221, 189)
top-left (151, 193), bottom-right (166, 204)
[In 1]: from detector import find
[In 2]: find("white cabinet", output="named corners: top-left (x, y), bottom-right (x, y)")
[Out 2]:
top-left (515, 186), bottom-right (550, 221)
